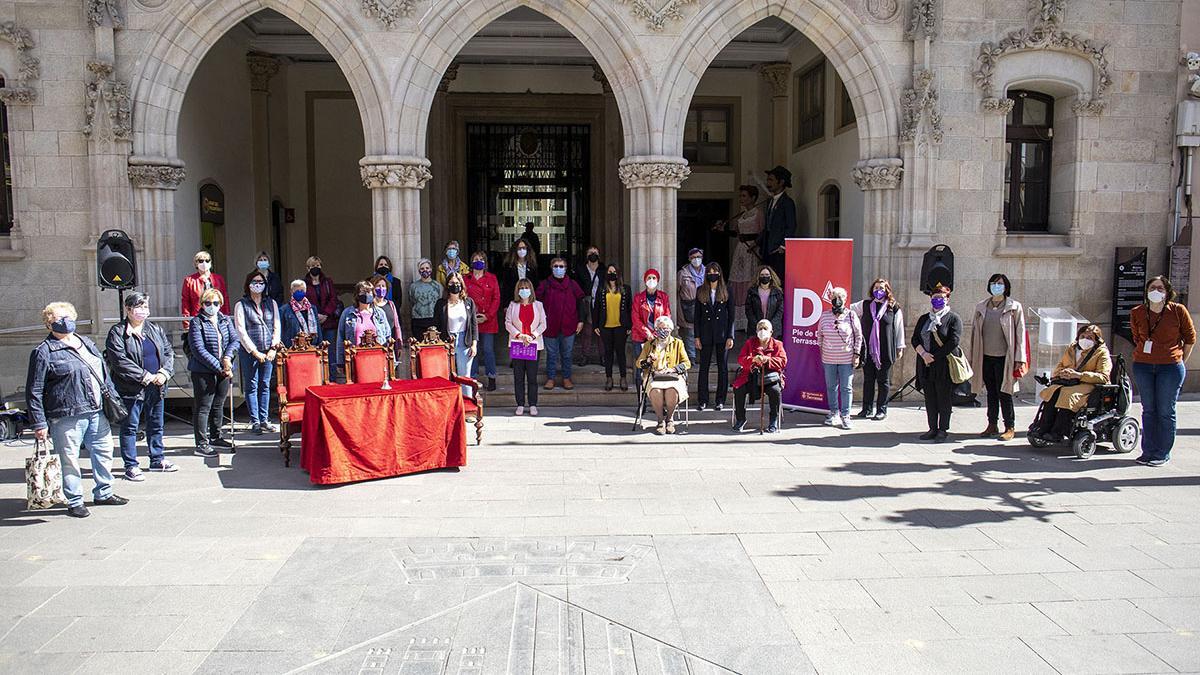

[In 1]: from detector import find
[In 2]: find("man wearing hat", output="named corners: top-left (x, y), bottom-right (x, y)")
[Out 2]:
top-left (676, 247), bottom-right (704, 363)
top-left (759, 165), bottom-right (798, 274)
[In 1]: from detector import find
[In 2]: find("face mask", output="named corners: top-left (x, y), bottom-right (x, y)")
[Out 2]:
top-left (517, 248), bottom-right (528, 258)
top-left (1148, 290), bottom-right (1166, 304)
top-left (518, 288), bottom-right (532, 300)
top-left (446, 249), bottom-right (459, 260)
top-left (607, 272), bottom-right (618, 282)
top-left (757, 329), bottom-right (771, 341)
top-left (472, 260), bottom-right (486, 271)
top-left (256, 260), bottom-right (270, 272)
top-left (197, 261), bottom-right (211, 273)
top-left (376, 266), bottom-right (390, 276)
top-left (831, 298), bottom-right (844, 312)
top-left (419, 269), bottom-right (432, 279)
top-left (374, 287), bottom-right (387, 299)
top-left (587, 253), bottom-right (599, 263)
top-left (447, 283), bottom-right (463, 294)
top-left (706, 273), bottom-right (720, 284)
top-left (690, 258), bottom-right (703, 268)
top-left (308, 267), bottom-right (321, 278)
top-left (873, 288), bottom-right (886, 301)
top-left (1077, 338), bottom-right (1095, 350)
top-left (249, 282), bottom-right (265, 294)
top-left (202, 304), bottom-right (220, 316)
top-left (357, 293), bottom-right (372, 305)
top-left (655, 327), bottom-right (670, 340)
top-left (990, 283), bottom-right (1006, 297)
top-left (132, 307), bottom-right (150, 321)
top-left (552, 267), bottom-right (566, 278)
top-left (759, 276), bottom-right (771, 286)
top-left (51, 316), bottom-right (76, 334)
top-left (292, 290), bottom-right (307, 302)
top-left (931, 297), bottom-right (947, 311)
top-left (646, 279), bottom-right (658, 291)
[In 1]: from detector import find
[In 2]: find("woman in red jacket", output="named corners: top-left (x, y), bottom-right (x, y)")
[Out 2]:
top-left (181, 250), bottom-right (230, 333)
top-left (732, 319), bottom-right (788, 433)
top-left (632, 268), bottom-right (672, 350)
top-left (465, 251), bottom-right (501, 391)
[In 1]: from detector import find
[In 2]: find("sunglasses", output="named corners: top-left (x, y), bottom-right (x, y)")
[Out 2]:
top-left (196, 259), bottom-right (211, 263)
top-left (202, 301), bottom-right (221, 307)
top-left (553, 266), bottom-right (566, 270)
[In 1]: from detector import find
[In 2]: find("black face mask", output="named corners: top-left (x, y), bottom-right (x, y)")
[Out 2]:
top-left (376, 266), bottom-right (389, 276)
top-left (447, 283), bottom-right (463, 294)
top-left (356, 293), bottom-right (372, 305)
top-left (308, 267), bottom-right (321, 278)
top-left (706, 273), bottom-right (720, 284)
top-left (759, 276), bottom-right (771, 286)
top-left (607, 272), bottom-right (618, 282)
top-left (831, 298), bottom-right (845, 313)
top-left (587, 253), bottom-right (599, 263)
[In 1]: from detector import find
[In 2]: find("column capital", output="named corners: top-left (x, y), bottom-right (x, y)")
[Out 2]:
top-left (758, 62), bottom-right (791, 98)
top-left (618, 156), bottom-right (691, 189)
top-left (128, 156), bottom-right (186, 189)
top-left (247, 52), bottom-right (281, 92)
top-left (359, 155), bottom-right (432, 189)
top-left (852, 158), bottom-right (904, 191)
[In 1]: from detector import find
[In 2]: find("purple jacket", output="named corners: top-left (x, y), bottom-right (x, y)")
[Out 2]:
top-left (537, 276), bottom-right (585, 338)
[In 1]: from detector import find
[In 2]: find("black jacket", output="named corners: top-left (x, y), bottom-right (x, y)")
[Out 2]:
top-left (745, 286), bottom-right (785, 337)
top-left (591, 284), bottom-right (633, 331)
top-left (25, 334), bottom-right (115, 430)
top-left (759, 192), bottom-right (797, 255)
top-left (499, 264), bottom-right (539, 312)
top-left (574, 263), bottom-right (604, 307)
top-left (263, 270), bottom-right (285, 306)
top-left (695, 292), bottom-right (735, 342)
top-left (434, 297), bottom-right (479, 348)
top-left (912, 310), bottom-right (963, 383)
top-left (105, 320), bottom-right (176, 399)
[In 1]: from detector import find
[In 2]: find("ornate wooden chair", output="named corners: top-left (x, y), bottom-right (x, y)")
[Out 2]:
top-left (343, 329), bottom-right (396, 384)
top-left (274, 333), bottom-right (330, 467)
top-left (408, 327), bottom-right (484, 444)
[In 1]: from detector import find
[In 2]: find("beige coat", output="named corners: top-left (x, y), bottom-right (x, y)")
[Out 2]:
top-left (969, 297), bottom-right (1027, 395)
top-left (1039, 344), bottom-right (1111, 412)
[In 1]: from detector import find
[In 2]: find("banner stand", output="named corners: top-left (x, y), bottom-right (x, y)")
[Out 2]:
top-left (781, 238), bottom-right (855, 414)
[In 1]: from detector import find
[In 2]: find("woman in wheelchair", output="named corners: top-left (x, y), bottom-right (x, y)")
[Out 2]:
top-left (636, 316), bottom-right (691, 435)
top-left (1032, 324), bottom-right (1111, 443)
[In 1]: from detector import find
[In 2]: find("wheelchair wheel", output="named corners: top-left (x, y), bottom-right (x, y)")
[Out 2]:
top-left (1072, 430), bottom-right (1097, 459)
top-left (1028, 431), bottom-right (1051, 448)
top-left (1110, 417), bottom-right (1140, 454)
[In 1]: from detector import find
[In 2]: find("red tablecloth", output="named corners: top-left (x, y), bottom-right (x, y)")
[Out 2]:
top-left (300, 378), bottom-right (467, 485)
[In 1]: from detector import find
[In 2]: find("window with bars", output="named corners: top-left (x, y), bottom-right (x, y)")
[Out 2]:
top-left (837, 76), bottom-right (855, 129)
top-left (820, 184), bottom-right (840, 238)
top-left (0, 78), bottom-right (12, 236)
top-left (683, 105), bottom-right (731, 166)
top-left (1003, 90), bottom-right (1054, 232)
top-left (796, 60), bottom-right (825, 147)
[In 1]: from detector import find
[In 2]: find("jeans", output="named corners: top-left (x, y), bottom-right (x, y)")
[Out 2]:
top-left (318, 326), bottom-right (337, 349)
top-left (49, 412), bottom-right (114, 507)
top-left (697, 338), bottom-right (729, 405)
top-left (473, 332), bottom-right (497, 379)
top-left (982, 354), bottom-right (1015, 428)
top-left (450, 331), bottom-right (475, 396)
top-left (1133, 361), bottom-right (1186, 462)
top-left (599, 327), bottom-right (628, 378)
top-left (239, 349), bottom-right (275, 425)
top-left (861, 360), bottom-right (893, 413)
top-left (545, 333), bottom-right (575, 380)
top-left (513, 355), bottom-right (540, 407)
top-left (119, 386), bottom-right (165, 469)
top-left (191, 372), bottom-right (230, 448)
top-left (823, 362), bottom-right (854, 418)
top-left (680, 326), bottom-right (697, 363)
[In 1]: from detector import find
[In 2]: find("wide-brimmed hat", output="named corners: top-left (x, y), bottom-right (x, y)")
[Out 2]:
top-left (765, 165), bottom-right (793, 188)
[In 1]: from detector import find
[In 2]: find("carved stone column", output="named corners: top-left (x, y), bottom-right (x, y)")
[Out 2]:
top-left (619, 156), bottom-right (690, 307)
top-left (759, 63), bottom-right (792, 166)
top-left (897, 69), bottom-right (942, 251)
top-left (248, 52), bottom-right (281, 257)
top-left (360, 155), bottom-right (432, 321)
top-left (852, 158), bottom-right (904, 288)
top-left (127, 157), bottom-right (186, 315)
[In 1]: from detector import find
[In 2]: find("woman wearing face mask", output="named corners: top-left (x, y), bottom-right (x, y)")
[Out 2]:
top-left (281, 279), bottom-right (319, 347)
top-left (435, 272), bottom-right (479, 395)
top-left (1033, 324), bottom-right (1111, 443)
top-left (465, 251), bottom-right (500, 391)
top-left (573, 246), bottom-right (605, 367)
top-left (335, 280), bottom-right (393, 374)
top-left (181, 250), bottom-right (230, 334)
top-left (370, 274), bottom-right (403, 373)
top-left (304, 256), bottom-right (339, 348)
top-left (254, 251), bottom-right (285, 306)
top-left (1130, 276), bottom-right (1196, 466)
top-left (537, 257), bottom-right (587, 390)
top-left (970, 273), bottom-right (1028, 441)
top-left (591, 264), bottom-right (632, 391)
top-left (106, 292), bottom-right (177, 481)
top-left (636, 316), bottom-right (691, 434)
top-left (27, 302), bottom-right (129, 518)
top-left (500, 238), bottom-right (539, 312)
top-left (815, 287), bottom-right (863, 430)
top-left (852, 278), bottom-right (905, 420)
top-left (505, 279), bottom-right (546, 415)
top-left (409, 258), bottom-right (443, 340)
top-left (372, 255), bottom-right (403, 310)
top-left (913, 284), bottom-right (963, 442)
top-left (693, 262), bottom-right (735, 411)
top-left (188, 288), bottom-right (238, 458)
top-left (632, 269), bottom-right (672, 349)
top-left (234, 271), bottom-right (283, 434)
top-left (744, 266), bottom-right (784, 337)
top-left (732, 319), bottom-right (788, 433)
top-left (676, 248), bottom-right (704, 363)
top-left (436, 240), bottom-right (470, 287)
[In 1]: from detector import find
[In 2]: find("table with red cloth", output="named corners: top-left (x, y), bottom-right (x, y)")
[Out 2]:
top-left (299, 378), bottom-right (467, 485)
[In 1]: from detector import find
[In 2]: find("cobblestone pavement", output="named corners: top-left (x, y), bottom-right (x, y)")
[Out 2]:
top-left (1, 400), bottom-right (1198, 674)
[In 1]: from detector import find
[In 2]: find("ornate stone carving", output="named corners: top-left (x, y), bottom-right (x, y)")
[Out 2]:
top-left (865, 0), bottom-right (899, 23)
top-left (900, 69), bottom-right (943, 145)
top-left (86, 0), bottom-right (124, 28)
top-left (1185, 51), bottom-right (1200, 99)
top-left (246, 52), bottom-right (281, 92)
top-left (438, 63), bottom-right (459, 93)
top-left (359, 158), bottom-right (433, 189)
top-left (975, 1), bottom-right (1109, 114)
top-left (617, 158), bottom-right (691, 189)
top-left (128, 162), bottom-right (186, 189)
top-left (852, 158), bottom-right (904, 190)
top-left (905, 0), bottom-right (939, 40)
top-left (83, 60), bottom-right (132, 142)
top-left (0, 21), bottom-right (39, 104)
top-left (617, 0), bottom-right (699, 32)
top-left (130, 0), bottom-right (168, 9)
top-left (758, 62), bottom-right (791, 98)
top-left (981, 96), bottom-right (1015, 115)
top-left (361, 0), bottom-right (424, 29)
top-left (591, 65), bottom-right (612, 95)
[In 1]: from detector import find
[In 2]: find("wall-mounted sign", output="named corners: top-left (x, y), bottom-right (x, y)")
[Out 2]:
top-left (1111, 246), bottom-right (1147, 343)
top-left (199, 183), bottom-right (225, 225)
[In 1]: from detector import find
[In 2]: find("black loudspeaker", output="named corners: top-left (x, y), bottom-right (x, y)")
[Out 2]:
top-left (97, 229), bottom-right (137, 290)
top-left (920, 244), bottom-right (954, 295)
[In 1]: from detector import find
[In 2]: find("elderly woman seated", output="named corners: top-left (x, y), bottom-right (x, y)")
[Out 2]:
top-left (636, 315), bottom-right (691, 434)
top-left (1033, 323), bottom-right (1111, 442)
top-left (733, 319), bottom-right (789, 433)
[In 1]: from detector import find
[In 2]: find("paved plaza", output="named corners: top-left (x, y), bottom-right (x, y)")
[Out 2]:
top-left (1, 400), bottom-right (1199, 674)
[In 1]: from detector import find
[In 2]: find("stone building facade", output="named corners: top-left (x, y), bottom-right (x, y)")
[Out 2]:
top-left (0, 0), bottom-right (1197, 390)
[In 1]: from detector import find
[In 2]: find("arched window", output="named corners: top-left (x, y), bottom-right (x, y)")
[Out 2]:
top-left (0, 77), bottom-right (13, 236)
top-left (1003, 90), bottom-right (1054, 232)
top-left (820, 184), bottom-right (840, 238)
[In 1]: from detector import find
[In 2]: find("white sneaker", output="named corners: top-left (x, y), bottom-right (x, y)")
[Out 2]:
top-left (823, 415), bottom-right (839, 426)
top-left (515, 406), bottom-right (524, 416)
top-left (840, 417), bottom-right (852, 430)
top-left (530, 406), bottom-right (539, 417)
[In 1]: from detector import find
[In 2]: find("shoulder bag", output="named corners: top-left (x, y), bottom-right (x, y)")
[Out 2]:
top-left (66, 346), bottom-right (129, 426)
top-left (932, 328), bottom-right (973, 385)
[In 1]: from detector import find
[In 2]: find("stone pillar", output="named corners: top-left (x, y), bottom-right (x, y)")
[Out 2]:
top-left (897, 69), bottom-right (943, 252)
top-left (852, 158), bottom-right (904, 290)
top-left (758, 63), bottom-right (792, 167)
top-left (127, 157), bottom-right (186, 316)
top-left (360, 155), bottom-right (432, 321)
top-left (619, 156), bottom-right (690, 304)
top-left (247, 52), bottom-right (281, 257)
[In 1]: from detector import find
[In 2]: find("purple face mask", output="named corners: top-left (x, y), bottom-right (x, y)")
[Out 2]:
top-left (872, 288), bottom-right (886, 301)
top-left (931, 296), bottom-right (947, 311)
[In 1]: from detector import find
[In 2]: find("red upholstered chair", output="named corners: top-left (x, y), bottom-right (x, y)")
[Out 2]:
top-left (275, 333), bottom-right (330, 467)
top-left (408, 327), bottom-right (483, 444)
top-left (344, 329), bottom-right (397, 384)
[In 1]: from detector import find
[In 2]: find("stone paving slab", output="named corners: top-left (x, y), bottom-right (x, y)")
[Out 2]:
top-left (0, 401), bottom-right (1198, 673)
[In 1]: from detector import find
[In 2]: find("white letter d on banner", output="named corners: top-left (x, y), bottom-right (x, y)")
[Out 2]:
top-left (792, 288), bottom-right (823, 327)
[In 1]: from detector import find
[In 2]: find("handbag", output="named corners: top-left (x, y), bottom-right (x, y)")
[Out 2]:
top-left (67, 347), bottom-right (130, 426)
top-left (509, 340), bottom-right (538, 361)
top-left (25, 440), bottom-right (66, 510)
top-left (932, 330), bottom-right (973, 385)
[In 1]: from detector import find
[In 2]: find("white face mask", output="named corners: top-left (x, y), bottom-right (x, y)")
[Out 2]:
top-left (1077, 338), bottom-right (1095, 350)
top-left (690, 258), bottom-right (703, 268)
top-left (1147, 290), bottom-right (1166, 304)
top-left (645, 279), bottom-right (658, 291)
top-left (757, 329), bottom-right (771, 341)
top-left (196, 261), bottom-right (211, 273)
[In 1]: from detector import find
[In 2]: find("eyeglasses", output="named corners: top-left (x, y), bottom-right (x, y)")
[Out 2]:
top-left (196, 258), bottom-right (211, 263)
top-left (202, 301), bottom-right (221, 307)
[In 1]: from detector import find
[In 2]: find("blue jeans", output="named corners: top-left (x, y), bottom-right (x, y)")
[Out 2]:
top-left (49, 412), bottom-right (115, 508)
top-left (1133, 361), bottom-right (1186, 462)
top-left (453, 331), bottom-right (475, 395)
top-left (239, 349), bottom-right (275, 425)
top-left (474, 332), bottom-right (497, 379)
top-left (680, 326), bottom-right (697, 363)
top-left (545, 333), bottom-right (575, 380)
top-left (823, 362), bottom-right (854, 418)
top-left (120, 387), bottom-right (165, 469)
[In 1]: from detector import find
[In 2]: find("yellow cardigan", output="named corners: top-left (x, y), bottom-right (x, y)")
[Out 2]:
top-left (637, 338), bottom-right (691, 373)
top-left (1039, 344), bottom-right (1111, 412)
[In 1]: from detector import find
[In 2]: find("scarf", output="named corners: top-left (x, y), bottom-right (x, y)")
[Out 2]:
top-left (924, 306), bottom-right (949, 333)
top-left (687, 264), bottom-right (704, 288)
top-left (290, 296), bottom-right (312, 334)
top-left (868, 300), bottom-right (887, 368)
top-left (442, 259), bottom-right (458, 278)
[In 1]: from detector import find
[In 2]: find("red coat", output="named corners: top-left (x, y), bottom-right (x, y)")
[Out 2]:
top-left (465, 271), bottom-right (501, 334)
top-left (181, 272), bottom-right (230, 330)
top-left (631, 290), bottom-right (671, 343)
top-left (305, 275), bottom-right (340, 330)
top-left (732, 337), bottom-right (788, 390)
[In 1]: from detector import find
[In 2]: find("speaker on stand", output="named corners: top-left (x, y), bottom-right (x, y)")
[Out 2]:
top-left (97, 229), bottom-right (138, 315)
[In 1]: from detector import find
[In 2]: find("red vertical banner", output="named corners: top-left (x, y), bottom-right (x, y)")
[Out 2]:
top-left (782, 239), bottom-right (855, 412)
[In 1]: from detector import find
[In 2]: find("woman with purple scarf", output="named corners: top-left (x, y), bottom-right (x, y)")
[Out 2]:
top-left (853, 278), bottom-right (906, 421)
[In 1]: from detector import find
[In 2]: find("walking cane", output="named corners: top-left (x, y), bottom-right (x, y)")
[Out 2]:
top-left (228, 371), bottom-right (237, 456)
top-left (759, 366), bottom-right (766, 435)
